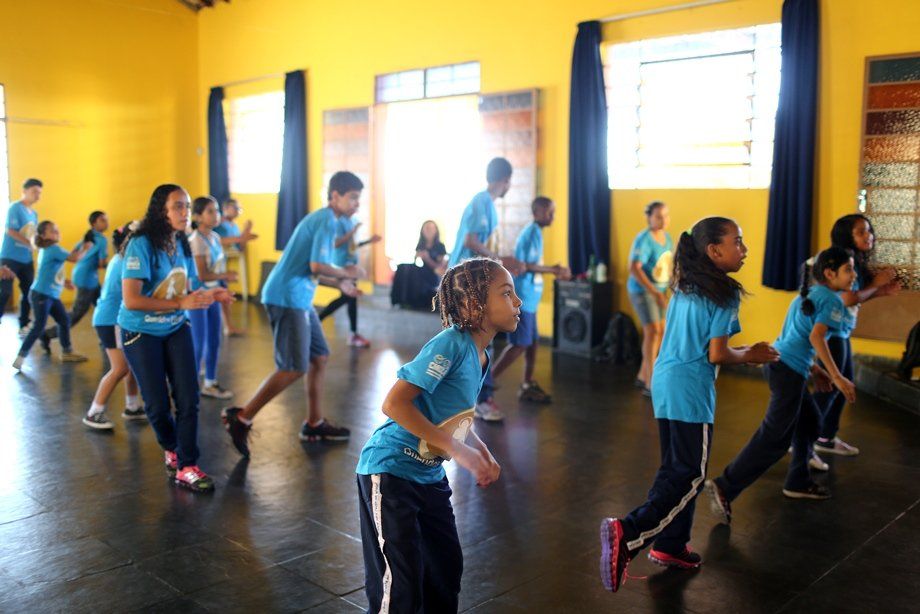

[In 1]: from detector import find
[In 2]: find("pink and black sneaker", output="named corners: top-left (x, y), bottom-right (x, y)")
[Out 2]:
top-left (599, 517), bottom-right (630, 592)
top-left (175, 465), bottom-right (215, 493)
top-left (164, 450), bottom-right (178, 477)
top-left (648, 546), bottom-right (703, 569)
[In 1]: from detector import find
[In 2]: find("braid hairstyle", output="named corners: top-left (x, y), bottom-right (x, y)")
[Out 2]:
top-left (435, 258), bottom-right (502, 332)
top-left (800, 246), bottom-right (854, 316)
top-left (673, 216), bottom-right (747, 308)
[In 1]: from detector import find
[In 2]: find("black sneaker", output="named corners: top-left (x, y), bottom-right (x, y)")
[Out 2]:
top-left (705, 479), bottom-right (732, 525)
top-left (782, 483), bottom-right (831, 500)
top-left (299, 419), bottom-right (350, 442)
top-left (648, 547), bottom-right (703, 569)
top-left (122, 407), bottom-right (147, 421)
top-left (39, 332), bottom-right (51, 354)
top-left (221, 407), bottom-right (252, 458)
top-left (82, 411), bottom-right (114, 430)
top-left (599, 517), bottom-right (630, 592)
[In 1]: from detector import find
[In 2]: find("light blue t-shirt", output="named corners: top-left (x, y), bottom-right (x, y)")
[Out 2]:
top-left (31, 245), bottom-right (69, 299)
top-left (1, 201), bottom-right (39, 263)
top-left (214, 220), bottom-right (242, 251)
top-left (93, 254), bottom-right (124, 327)
top-left (448, 191), bottom-right (498, 267)
top-left (189, 230), bottom-right (225, 290)
top-left (513, 222), bottom-right (544, 313)
top-left (650, 290), bottom-right (741, 424)
top-left (261, 207), bottom-right (336, 310)
top-left (627, 229), bottom-right (674, 294)
top-left (773, 285), bottom-right (846, 378)
top-left (332, 215), bottom-right (358, 267)
top-left (71, 231), bottom-right (108, 290)
top-left (357, 326), bottom-right (489, 484)
top-left (117, 235), bottom-right (199, 336)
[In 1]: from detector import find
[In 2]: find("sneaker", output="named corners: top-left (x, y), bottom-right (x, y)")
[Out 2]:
top-left (82, 411), bottom-right (114, 430)
top-left (299, 419), bottom-right (350, 442)
top-left (347, 333), bottom-right (371, 348)
top-left (599, 518), bottom-right (629, 592)
top-left (221, 407), bottom-right (252, 457)
top-left (474, 399), bottom-right (505, 422)
top-left (518, 381), bottom-right (552, 404)
top-left (164, 450), bottom-right (178, 477)
top-left (648, 546), bottom-right (703, 570)
top-left (12, 355), bottom-right (24, 371)
top-left (18, 326), bottom-right (31, 339)
top-left (201, 382), bottom-right (233, 400)
top-left (641, 386), bottom-right (652, 398)
top-left (122, 407), bottom-right (147, 421)
top-left (782, 483), bottom-right (831, 500)
top-left (633, 378), bottom-right (646, 389)
top-left (39, 332), bottom-right (51, 354)
top-left (175, 465), bottom-right (215, 493)
top-left (808, 450), bottom-right (829, 472)
top-left (814, 437), bottom-right (859, 457)
top-left (60, 351), bottom-right (88, 363)
top-left (705, 479), bottom-right (732, 525)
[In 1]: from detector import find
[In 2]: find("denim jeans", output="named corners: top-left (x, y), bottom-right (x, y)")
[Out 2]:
top-left (0, 258), bottom-right (35, 328)
top-left (812, 335), bottom-right (853, 440)
top-left (189, 301), bottom-right (222, 381)
top-left (45, 286), bottom-right (101, 340)
top-left (19, 290), bottom-right (70, 355)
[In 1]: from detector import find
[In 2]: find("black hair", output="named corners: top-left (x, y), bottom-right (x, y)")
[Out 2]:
top-left (328, 171), bottom-right (364, 200)
top-left (132, 184), bottom-right (191, 261)
top-left (436, 258), bottom-right (504, 331)
top-left (830, 214), bottom-right (873, 285)
top-left (531, 196), bottom-right (553, 214)
top-left (644, 201), bottom-right (666, 217)
top-left (799, 246), bottom-right (854, 316)
top-left (33, 220), bottom-right (56, 249)
top-left (190, 195), bottom-right (217, 231)
top-left (486, 157), bottom-right (513, 184)
top-left (22, 178), bottom-right (43, 190)
top-left (112, 223), bottom-right (136, 253)
top-left (222, 198), bottom-right (238, 209)
top-left (416, 220), bottom-right (443, 252)
top-left (88, 210), bottom-right (106, 225)
top-left (673, 217), bottom-right (746, 308)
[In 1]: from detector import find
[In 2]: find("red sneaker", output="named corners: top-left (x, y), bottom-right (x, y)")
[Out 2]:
top-left (348, 333), bottom-right (371, 348)
top-left (174, 465), bottom-right (215, 493)
top-left (599, 518), bottom-right (630, 592)
top-left (648, 546), bottom-right (703, 569)
top-left (164, 450), bottom-right (178, 477)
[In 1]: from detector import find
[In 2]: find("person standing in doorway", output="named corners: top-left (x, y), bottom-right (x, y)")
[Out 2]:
top-left (1, 178), bottom-right (42, 337)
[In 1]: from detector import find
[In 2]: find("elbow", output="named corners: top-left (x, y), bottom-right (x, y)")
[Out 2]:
top-left (309, 262), bottom-right (321, 274)
top-left (123, 297), bottom-right (141, 310)
top-left (381, 399), bottom-right (395, 419)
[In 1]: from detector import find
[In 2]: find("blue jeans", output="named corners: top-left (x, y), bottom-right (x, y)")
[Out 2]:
top-left (19, 290), bottom-right (70, 356)
top-left (812, 335), bottom-right (852, 440)
top-left (122, 323), bottom-right (200, 469)
top-left (189, 302), bottom-right (222, 381)
top-left (0, 258), bottom-right (35, 328)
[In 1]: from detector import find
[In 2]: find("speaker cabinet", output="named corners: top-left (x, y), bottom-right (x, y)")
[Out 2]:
top-left (553, 281), bottom-right (613, 358)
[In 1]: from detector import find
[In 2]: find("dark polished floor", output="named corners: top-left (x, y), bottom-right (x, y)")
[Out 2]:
top-left (1, 298), bottom-right (919, 613)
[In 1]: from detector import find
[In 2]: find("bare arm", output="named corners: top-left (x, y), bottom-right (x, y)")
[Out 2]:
top-left (809, 322), bottom-right (856, 402)
top-left (122, 278), bottom-right (213, 312)
top-left (310, 261), bottom-right (363, 279)
top-left (709, 336), bottom-right (780, 366)
top-left (66, 242), bottom-right (93, 263)
top-left (6, 228), bottom-right (32, 248)
top-left (630, 260), bottom-right (662, 295)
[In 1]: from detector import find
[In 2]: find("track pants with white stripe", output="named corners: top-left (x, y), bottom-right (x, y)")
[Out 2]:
top-left (357, 473), bottom-right (462, 614)
top-left (621, 419), bottom-right (713, 557)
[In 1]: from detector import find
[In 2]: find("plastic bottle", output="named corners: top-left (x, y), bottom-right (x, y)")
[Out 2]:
top-left (587, 254), bottom-right (596, 283)
top-left (595, 261), bottom-right (607, 283)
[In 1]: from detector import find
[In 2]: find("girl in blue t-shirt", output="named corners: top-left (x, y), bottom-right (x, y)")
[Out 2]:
top-left (356, 258), bottom-right (519, 613)
top-left (707, 247), bottom-right (858, 527)
top-left (600, 217), bottom-right (779, 593)
top-left (82, 223), bottom-right (145, 430)
top-left (119, 184), bottom-right (232, 493)
top-left (13, 221), bottom-right (93, 370)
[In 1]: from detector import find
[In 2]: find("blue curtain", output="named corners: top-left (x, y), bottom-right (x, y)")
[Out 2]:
top-left (568, 21), bottom-right (610, 276)
top-left (276, 70), bottom-right (308, 250)
top-left (762, 0), bottom-right (819, 290)
top-left (207, 87), bottom-right (230, 206)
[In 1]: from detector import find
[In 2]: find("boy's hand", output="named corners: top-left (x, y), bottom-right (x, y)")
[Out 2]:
top-left (451, 442), bottom-right (496, 487)
top-left (368, 234), bottom-right (382, 244)
top-left (833, 374), bottom-right (857, 404)
top-left (810, 365), bottom-right (834, 393)
top-left (64, 279), bottom-right (75, 291)
top-left (0, 266), bottom-right (13, 280)
top-left (223, 271), bottom-right (239, 283)
top-left (654, 290), bottom-right (667, 310)
top-left (555, 265), bottom-right (572, 281)
top-left (343, 264), bottom-right (365, 279)
top-left (746, 342), bottom-right (780, 364)
top-left (339, 279), bottom-right (362, 297)
top-left (500, 256), bottom-right (526, 277)
top-left (243, 220), bottom-right (253, 232)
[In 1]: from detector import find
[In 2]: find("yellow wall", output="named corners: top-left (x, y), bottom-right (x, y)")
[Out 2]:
top-left (0, 0), bottom-right (201, 305)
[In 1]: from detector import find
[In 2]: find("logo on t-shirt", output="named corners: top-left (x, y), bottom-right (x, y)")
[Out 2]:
top-left (54, 267), bottom-right (66, 287)
top-left (830, 308), bottom-right (843, 323)
top-left (652, 251), bottom-right (673, 284)
top-left (425, 354), bottom-right (451, 380)
top-left (126, 256), bottom-right (141, 271)
top-left (152, 266), bottom-right (188, 309)
top-left (417, 409), bottom-right (475, 460)
top-left (20, 221), bottom-right (36, 241)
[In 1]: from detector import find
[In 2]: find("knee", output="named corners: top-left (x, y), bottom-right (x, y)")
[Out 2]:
top-left (310, 355), bottom-right (328, 371)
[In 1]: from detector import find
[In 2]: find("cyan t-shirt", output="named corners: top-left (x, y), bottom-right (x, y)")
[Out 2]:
top-left (650, 290), bottom-right (741, 424)
top-left (189, 230), bottom-right (226, 290)
top-left (627, 229), bottom-right (674, 294)
top-left (356, 326), bottom-right (489, 484)
top-left (71, 231), bottom-right (108, 290)
top-left (448, 191), bottom-right (498, 267)
top-left (93, 254), bottom-right (124, 327)
top-left (214, 220), bottom-right (242, 251)
top-left (773, 285), bottom-right (846, 378)
top-left (513, 222), bottom-right (544, 313)
top-left (261, 207), bottom-right (336, 310)
top-left (1, 201), bottom-right (39, 263)
top-left (117, 235), bottom-right (199, 336)
top-left (31, 245), bottom-right (69, 299)
top-left (332, 215), bottom-right (358, 267)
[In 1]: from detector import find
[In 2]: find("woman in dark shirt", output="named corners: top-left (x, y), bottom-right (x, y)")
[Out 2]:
top-left (392, 220), bottom-right (447, 310)
top-left (416, 220), bottom-right (447, 279)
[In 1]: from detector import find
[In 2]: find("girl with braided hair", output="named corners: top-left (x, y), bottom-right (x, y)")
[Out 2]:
top-left (356, 257), bottom-right (521, 613)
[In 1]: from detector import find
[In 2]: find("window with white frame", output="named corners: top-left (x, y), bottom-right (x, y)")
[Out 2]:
top-left (227, 91), bottom-right (285, 194)
top-left (606, 24), bottom-right (782, 189)
top-left (0, 84), bottom-right (10, 215)
top-left (376, 62), bottom-right (480, 103)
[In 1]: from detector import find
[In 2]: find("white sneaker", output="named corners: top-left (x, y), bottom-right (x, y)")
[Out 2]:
top-left (201, 382), bottom-right (233, 400)
top-left (83, 411), bottom-right (114, 430)
top-left (18, 326), bottom-right (31, 339)
top-left (814, 437), bottom-right (859, 457)
top-left (12, 355), bottom-right (24, 371)
top-left (808, 450), bottom-right (829, 472)
top-left (474, 400), bottom-right (504, 422)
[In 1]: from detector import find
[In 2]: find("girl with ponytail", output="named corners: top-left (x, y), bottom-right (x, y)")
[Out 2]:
top-left (601, 217), bottom-right (779, 591)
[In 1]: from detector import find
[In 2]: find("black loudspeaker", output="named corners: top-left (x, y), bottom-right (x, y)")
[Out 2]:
top-left (553, 280), bottom-right (613, 358)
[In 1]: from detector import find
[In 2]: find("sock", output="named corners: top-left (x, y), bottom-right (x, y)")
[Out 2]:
top-left (88, 402), bottom-right (105, 416)
top-left (204, 378), bottom-right (218, 388)
top-left (238, 415), bottom-right (253, 426)
top-left (308, 418), bottom-right (325, 427)
top-left (125, 395), bottom-right (140, 410)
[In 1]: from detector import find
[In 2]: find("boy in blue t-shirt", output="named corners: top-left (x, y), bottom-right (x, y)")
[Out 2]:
top-left (491, 196), bottom-right (571, 403)
top-left (0, 178), bottom-right (42, 336)
top-left (221, 172), bottom-right (366, 456)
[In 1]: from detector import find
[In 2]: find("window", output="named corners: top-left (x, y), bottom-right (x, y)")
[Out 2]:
top-left (0, 84), bottom-right (9, 218)
top-left (376, 62), bottom-right (480, 103)
top-left (605, 24), bottom-right (781, 189)
top-left (226, 91), bottom-right (285, 194)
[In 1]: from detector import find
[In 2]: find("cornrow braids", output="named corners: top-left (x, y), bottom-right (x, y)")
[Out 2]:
top-left (436, 257), bottom-right (501, 332)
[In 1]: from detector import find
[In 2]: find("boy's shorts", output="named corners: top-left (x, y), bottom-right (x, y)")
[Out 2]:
top-left (629, 291), bottom-right (665, 326)
top-left (508, 310), bottom-right (538, 347)
top-left (265, 304), bottom-right (330, 372)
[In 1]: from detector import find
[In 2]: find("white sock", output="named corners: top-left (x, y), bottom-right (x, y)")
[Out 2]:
top-left (88, 402), bottom-right (105, 416)
top-left (238, 415), bottom-right (252, 426)
top-left (204, 378), bottom-right (218, 388)
top-left (125, 395), bottom-right (140, 410)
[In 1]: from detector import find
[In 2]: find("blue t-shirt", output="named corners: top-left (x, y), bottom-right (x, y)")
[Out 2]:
top-left (189, 230), bottom-right (226, 290)
top-left (356, 326), bottom-right (489, 484)
top-left (261, 207), bottom-right (336, 309)
top-left (1, 201), bottom-right (39, 263)
top-left (513, 222), bottom-right (544, 313)
top-left (93, 254), bottom-right (124, 327)
top-left (627, 229), bottom-right (674, 294)
top-left (332, 215), bottom-right (358, 267)
top-left (117, 235), bottom-right (199, 336)
top-left (448, 191), bottom-right (498, 267)
top-left (650, 290), bottom-right (741, 424)
top-left (214, 220), bottom-right (242, 251)
top-left (773, 285), bottom-right (846, 378)
top-left (71, 231), bottom-right (108, 290)
top-left (31, 245), bottom-right (69, 299)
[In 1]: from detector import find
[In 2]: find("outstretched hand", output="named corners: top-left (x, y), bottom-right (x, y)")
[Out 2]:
top-left (746, 341), bottom-right (780, 364)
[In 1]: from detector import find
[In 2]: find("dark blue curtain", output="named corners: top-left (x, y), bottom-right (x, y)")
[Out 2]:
top-left (568, 21), bottom-right (610, 276)
top-left (276, 70), bottom-right (308, 250)
top-left (207, 87), bottom-right (230, 207)
top-left (762, 0), bottom-right (819, 290)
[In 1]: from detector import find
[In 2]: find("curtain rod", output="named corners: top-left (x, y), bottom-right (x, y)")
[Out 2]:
top-left (220, 72), bottom-right (287, 89)
top-left (599, 0), bottom-right (739, 23)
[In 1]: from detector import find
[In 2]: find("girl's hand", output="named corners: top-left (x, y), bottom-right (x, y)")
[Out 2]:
top-left (178, 289), bottom-right (214, 310)
top-left (832, 374), bottom-right (857, 404)
top-left (223, 271), bottom-right (239, 283)
top-left (64, 279), bottom-right (75, 291)
top-left (339, 279), bottom-right (362, 297)
top-left (208, 287), bottom-right (234, 305)
top-left (871, 267), bottom-right (897, 287)
top-left (746, 342), bottom-right (780, 364)
top-left (876, 279), bottom-right (901, 298)
top-left (479, 447), bottom-right (501, 486)
top-left (654, 290), bottom-right (668, 310)
top-left (451, 442), bottom-right (495, 487)
top-left (343, 264), bottom-right (365, 279)
top-left (810, 365), bottom-right (834, 393)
